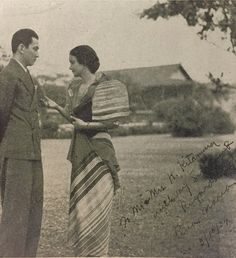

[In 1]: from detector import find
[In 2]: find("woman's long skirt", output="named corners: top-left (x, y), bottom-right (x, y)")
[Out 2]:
top-left (68, 150), bottom-right (114, 256)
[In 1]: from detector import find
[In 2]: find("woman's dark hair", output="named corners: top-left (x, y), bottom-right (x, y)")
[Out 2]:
top-left (70, 45), bottom-right (100, 74)
top-left (12, 29), bottom-right (39, 53)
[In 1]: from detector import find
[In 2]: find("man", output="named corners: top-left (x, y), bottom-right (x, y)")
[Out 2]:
top-left (0, 29), bottom-right (43, 257)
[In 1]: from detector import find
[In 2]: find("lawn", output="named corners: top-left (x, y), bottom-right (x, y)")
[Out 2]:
top-left (32, 134), bottom-right (236, 257)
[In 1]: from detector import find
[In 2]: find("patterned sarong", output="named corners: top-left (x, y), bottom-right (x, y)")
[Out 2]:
top-left (68, 150), bottom-right (114, 256)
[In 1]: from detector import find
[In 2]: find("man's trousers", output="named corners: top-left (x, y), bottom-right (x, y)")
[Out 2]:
top-left (0, 158), bottom-right (43, 257)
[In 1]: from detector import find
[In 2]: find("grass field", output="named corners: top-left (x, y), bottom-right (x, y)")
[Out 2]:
top-left (33, 134), bottom-right (236, 257)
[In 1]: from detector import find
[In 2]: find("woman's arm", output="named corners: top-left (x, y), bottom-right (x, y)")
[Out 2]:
top-left (70, 115), bottom-right (119, 131)
top-left (42, 96), bottom-right (74, 123)
top-left (55, 105), bottom-right (74, 124)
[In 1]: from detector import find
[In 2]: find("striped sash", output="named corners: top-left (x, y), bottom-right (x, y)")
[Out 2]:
top-left (92, 79), bottom-right (130, 121)
top-left (68, 151), bottom-right (114, 256)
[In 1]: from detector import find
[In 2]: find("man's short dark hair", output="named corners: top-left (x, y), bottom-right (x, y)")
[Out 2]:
top-left (11, 29), bottom-right (39, 53)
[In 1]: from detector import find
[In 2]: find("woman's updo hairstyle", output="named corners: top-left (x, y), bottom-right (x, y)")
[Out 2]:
top-left (70, 45), bottom-right (100, 74)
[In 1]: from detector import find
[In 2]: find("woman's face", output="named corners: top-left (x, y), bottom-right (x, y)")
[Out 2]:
top-left (69, 55), bottom-right (84, 77)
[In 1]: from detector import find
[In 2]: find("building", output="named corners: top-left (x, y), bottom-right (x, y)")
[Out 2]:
top-left (104, 63), bottom-right (192, 90)
top-left (103, 63), bottom-right (193, 123)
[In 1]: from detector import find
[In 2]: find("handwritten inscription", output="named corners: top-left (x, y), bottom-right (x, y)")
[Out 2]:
top-left (174, 182), bottom-right (236, 237)
top-left (177, 141), bottom-right (221, 173)
top-left (153, 182), bottom-right (192, 217)
top-left (180, 178), bottom-right (217, 213)
top-left (202, 181), bottom-right (236, 214)
top-left (198, 217), bottom-right (232, 248)
top-left (119, 139), bottom-right (236, 255)
top-left (119, 185), bottom-right (167, 228)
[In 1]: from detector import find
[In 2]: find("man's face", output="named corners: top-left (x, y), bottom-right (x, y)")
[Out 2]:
top-left (22, 37), bottom-right (39, 66)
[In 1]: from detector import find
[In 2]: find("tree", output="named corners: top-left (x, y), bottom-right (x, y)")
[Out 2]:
top-left (141, 0), bottom-right (236, 54)
top-left (0, 45), bottom-right (10, 71)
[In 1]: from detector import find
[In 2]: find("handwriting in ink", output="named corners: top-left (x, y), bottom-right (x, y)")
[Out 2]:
top-left (177, 141), bottom-right (221, 173)
top-left (198, 217), bottom-right (231, 247)
top-left (154, 182), bottom-right (192, 218)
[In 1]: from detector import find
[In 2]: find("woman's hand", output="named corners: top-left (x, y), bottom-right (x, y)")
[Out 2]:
top-left (70, 116), bottom-right (120, 130)
top-left (70, 115), bottom-right (87, 129)
top-left (104, 121), bottom-right (119, 129)
top-left (111, 121), bottom-right (119, 128)
top-left (41, 96), bottom-right (58, 109)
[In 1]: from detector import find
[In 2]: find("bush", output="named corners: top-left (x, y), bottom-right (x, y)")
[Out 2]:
top-left (110, 126), bottom-right (131, 137)
top-left (129, 125), bottom-right (169, 135)
top-left (167, 98), bottom-right (206, 137)
top-left (199, 148), bottom-right (236, 178)
top-left (41, 120), bottom-right (59, 139)
top-left (43, 84), bottom-right (67, 107)
top-left (202, 107), bottom-right (235, 135)
top-left (142, 82), bottom-right (195, 109)
top-left (57, 130), bottom-right (73, 139)
top-left (110, 124), bottom-right (170, 137)
top-left (154, 97), bottom-right (235, 137)
top-left (153, 98), bottom-right (182, 122)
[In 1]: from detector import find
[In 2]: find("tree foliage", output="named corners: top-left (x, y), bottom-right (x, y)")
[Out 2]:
top-left (154, 96), bottom-right (235, 137)
top-left (43, 84), bottom-right (67, 107)
top-left (0, 45), bottom-right (10, 71)
top-left (141, 0), bottom-right (236, 54)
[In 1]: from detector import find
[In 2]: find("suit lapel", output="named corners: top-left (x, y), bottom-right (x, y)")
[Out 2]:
top-left (8, 59), bottom-right (35, 96)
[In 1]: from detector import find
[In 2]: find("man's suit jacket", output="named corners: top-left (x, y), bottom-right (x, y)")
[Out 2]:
top-left (0, 59), bottom-right (42, 160)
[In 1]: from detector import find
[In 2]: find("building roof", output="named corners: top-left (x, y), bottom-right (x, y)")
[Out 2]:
top-left (103, 64), bottom-right (192, 90)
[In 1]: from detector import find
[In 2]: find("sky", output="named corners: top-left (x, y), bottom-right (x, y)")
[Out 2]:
top-left (0, 0), bottom-right (236, 83)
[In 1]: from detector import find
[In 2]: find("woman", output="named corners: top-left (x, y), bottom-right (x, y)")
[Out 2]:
top-left (45, 45), bottom-right (124, 256)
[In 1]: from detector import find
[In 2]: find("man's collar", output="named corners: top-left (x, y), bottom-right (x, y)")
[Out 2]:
top-left (12, 58), bottom-right (27, 73)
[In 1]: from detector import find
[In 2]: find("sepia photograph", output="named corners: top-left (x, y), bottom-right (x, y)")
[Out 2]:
top-left (0, 0), bottom-right (236, 257)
